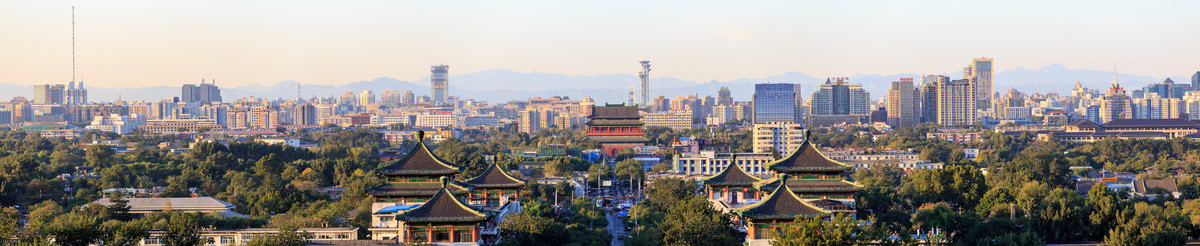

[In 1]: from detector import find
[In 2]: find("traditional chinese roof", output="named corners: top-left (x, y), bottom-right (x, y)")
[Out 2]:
top-left (375, 131), bottom-right (461, 176)
top-left (1133, 179), bottom-right (1179, 193)
top-left (1067, 120), bottom-right (1099, 128)
top-left (755, 178), bottom-right (863, 193)
top-left (701, 155), bottom-right (763, 186)
top-left (589, 105), bottom-right (641, 119)
top-left (586, 135), bottom-right (650, 143)
top-left (586, 119), bottom-right (645, 126)
top-left (396, 177), bottom-right (491, 223)
top-left (766, 130), bottom-right (853, 173)
top-left (736, 176), bottom-right (831, 220)
top-left (464, 163), bottom-right (527, 189)
top-left (586, 105), bottom-right (644, 126)
top-left (1103, 118), bottom-right (1200, 128)
top-left (365, 179), bottom-right (471, 197)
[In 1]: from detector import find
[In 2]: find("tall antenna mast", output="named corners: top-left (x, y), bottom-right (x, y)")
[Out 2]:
top-left (72, 6), bottom-right (76, 83)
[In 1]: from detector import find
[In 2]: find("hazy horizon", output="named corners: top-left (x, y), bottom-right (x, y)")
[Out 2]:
top-left (3, 1), bottom-right (1199, 87)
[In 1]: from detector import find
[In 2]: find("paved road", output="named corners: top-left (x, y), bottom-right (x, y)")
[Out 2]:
top-left (607, 210), bottom-right (624, 246)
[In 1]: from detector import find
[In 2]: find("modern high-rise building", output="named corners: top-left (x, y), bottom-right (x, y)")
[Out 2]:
top-left (1192, 71), bottom-right (1200, 91)
top-left (886, 78), bottom-right (918, 128)
top-left (358, 90), bottom-right (376, 106)
top-left (431, 64), bottom-right (449, 105)
top-left (402, 90), bottom-right (415, 105)
top-left (717, 87), bottom-right (733, 106)
top-left (810, 77), bottom-right (870, 116)
top-left (181, 81), bottom-right (222, 104)
top-left (919, 75), bottom-right (947, 123)
top-left (995, 89), bottom-right (1031, 120)
top-left (33, 84), bottom-right (65, 105)
top-left (381, 90), bottom-right (401, 105)
top-left (1132, 93), bottom-right (1183, 119)
top-left (1140, 78), bottom-right (1189, 99)
top-left (293, 103), bottom-right (317, 125)
top-left (753, 83), bottom-right (802, 124)
top-left (964, 57), bottom-right (994, 110)
top-left (639, 61), bottom-right (651, 107)
top-left (936, 79), bottom-right (977, 126)
top-left (339, 92), bottom-right (357, 106)
top-left (1101, 81), bottom-right (1133, 123)
top-left (518, 109), bottom-right (541, 133)
top-left (65, 81), bottom-right (87, 106)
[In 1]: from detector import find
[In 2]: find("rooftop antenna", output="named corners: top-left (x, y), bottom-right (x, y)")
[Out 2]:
top-left (71, 6), bottom-right (76, 83)
top-left (1112, 66), bottom-right (1119, 88)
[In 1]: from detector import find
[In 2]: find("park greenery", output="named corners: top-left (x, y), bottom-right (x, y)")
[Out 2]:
top-left (4, 122), bottom-right (1200, 245)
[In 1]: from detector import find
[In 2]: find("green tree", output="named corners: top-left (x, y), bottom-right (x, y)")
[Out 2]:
top-left (614, 159), bottom-right (646, 183)
top-left (1035, 188), bottom-right (1087, 241)
top-left (658, 195), bottom-right (741, 246)
top-left (160, 213), bottom-right (209, 246)
top-left (0, 207), bottom-right (20, 243)
top-left (975, 186), bottom-right (1015, 218)
top-left (587, 163), bottom-right (613, 182)
top-left (108, 192), bottom-right (134, 221)
top-left (903, 165), bottom-right (987, 211)
top-left (772, 213), bottom-right (873, 246)
top-left (498, 204), bottom-right (569, 246)
top-left (46, 213), bottom-right (104, 246)
top-left (911, 202), bottom-right (980, 244)
top-left (25, 200), bottom-right (63, 233)
top-left (1087, 183), bottom-right (1122, 240)
top-left (101, 220), bottom-right (150, 246)
top-left (86, 144), bottom-right (117, 168)
top-left (650, 163), bottom-right (672, 173)
top-left (1105, 203), bottom-right (1188, 246)
top-left (245, 227), bottom-right (313, 246)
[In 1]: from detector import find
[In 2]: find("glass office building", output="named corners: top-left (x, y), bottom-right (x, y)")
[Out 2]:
top-left (753, 83), bottom-right (802, 124)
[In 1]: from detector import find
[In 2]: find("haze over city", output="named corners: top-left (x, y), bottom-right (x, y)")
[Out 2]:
top-left (3, 1), bottom-right (1199, 90)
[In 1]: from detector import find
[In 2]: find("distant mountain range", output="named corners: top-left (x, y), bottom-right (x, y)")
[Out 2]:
top-left (0, 64), bottom-right (1191, 104)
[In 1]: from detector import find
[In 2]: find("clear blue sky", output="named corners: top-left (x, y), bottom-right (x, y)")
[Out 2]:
top-left (2, 0), bottom-right (1198, 87)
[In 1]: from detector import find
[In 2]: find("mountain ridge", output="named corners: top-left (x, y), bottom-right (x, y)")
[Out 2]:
top-left (0, 64), bottom-right (1191, 104)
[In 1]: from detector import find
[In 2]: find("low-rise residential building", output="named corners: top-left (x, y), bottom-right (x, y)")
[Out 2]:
top-left (140, 227), bottom-right (360, 246)
top-left (141, 119), bottom-right (219, 133)
top-left (925, 128), bottom-right (983, 143)
top-left (641, 111), bottom-right (693, 130)
top-left (92, 197), bottom-right (247, 218)
top-left (415, 114), bottom-right (455, 128)
top-left (86, 113), bottom-right (146, 134)
top-left (751, 122), bottom-right (805, 154)
top-left (674, 151), bottom-right (774, 176)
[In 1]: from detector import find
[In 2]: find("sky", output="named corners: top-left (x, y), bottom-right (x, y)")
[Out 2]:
top-left (1, 0), bottom-right (1198, 88)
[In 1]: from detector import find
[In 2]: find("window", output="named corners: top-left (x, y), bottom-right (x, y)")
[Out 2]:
top-left (433, 231), bottom-right (451, 242)
top-left (754, 226), bottom-right (773, 239)
top-left (220, 236), bottom-right (234, 244)
top-left (456, 230), bottom-right (474, 242)
top-left (410, 231), bottom-right (428, 243)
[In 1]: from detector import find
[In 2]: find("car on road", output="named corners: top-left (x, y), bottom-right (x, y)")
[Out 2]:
top-left (617, 235), bottom-right (625, 240)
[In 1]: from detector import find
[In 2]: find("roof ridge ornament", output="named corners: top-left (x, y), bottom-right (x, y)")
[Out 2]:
top-left (417, 130), bottom-right (425, 141)
top-left (780, 174), bottom-right (790, 188)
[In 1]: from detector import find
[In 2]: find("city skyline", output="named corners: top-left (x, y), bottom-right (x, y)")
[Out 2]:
top-left (3, 1), bottom-right (1199, 88)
